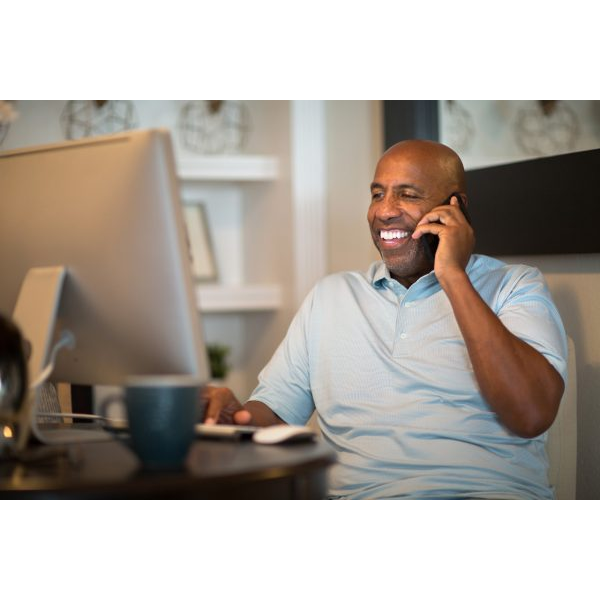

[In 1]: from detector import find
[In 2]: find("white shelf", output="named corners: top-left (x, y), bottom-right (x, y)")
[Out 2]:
top-left (196, 284), bottom-right (282, 313)
top-left (177, 155), bottom-right (279, 182)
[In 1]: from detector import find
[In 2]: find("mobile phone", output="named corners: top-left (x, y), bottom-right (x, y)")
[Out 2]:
top-left (423, 192), bottom-right (470, 262)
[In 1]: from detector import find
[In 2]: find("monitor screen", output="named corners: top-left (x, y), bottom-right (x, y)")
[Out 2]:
top-left (0, 128), bottom-right (210, 386)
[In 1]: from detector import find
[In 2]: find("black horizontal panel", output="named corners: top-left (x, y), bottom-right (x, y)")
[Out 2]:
top-left (466, 148), bottom-right (600, 255)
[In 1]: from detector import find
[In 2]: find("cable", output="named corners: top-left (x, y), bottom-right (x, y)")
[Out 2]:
top-left (29, 329), bottom-right (75, 390)
top-left (36, 411), bottom-right (109, 422)
top-left (27, 331), bottom-right (121, 444)
top-left (28, 330), bottom-right (81, 445)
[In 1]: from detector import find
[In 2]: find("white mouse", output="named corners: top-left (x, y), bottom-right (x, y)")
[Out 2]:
top-left (253, 424), bottom-right (315, 445)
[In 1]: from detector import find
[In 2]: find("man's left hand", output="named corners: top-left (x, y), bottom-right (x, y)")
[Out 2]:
top-left (412, 195), bottom-right (475, 282)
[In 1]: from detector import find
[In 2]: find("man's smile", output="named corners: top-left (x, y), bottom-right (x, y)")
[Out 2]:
top-left (377, 228), bottom-right (412, 249)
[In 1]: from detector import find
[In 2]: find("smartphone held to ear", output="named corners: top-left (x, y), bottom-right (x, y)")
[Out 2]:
top-left (423, 192), bottom-right (471, 262)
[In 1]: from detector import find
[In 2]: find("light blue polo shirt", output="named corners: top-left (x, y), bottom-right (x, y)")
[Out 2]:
top-left (250, 256), bottom-right (568, 499)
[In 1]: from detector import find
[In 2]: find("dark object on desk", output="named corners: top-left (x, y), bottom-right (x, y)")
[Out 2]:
top-left (466, 147), bottom-right (600, 256)
top-left (195, 423), bottom-right (259, 440)
top-left (0, 314), bottom-right (28, 416)
top-left (0, 429), bottom-right (335, 499)
top-left (0, 315), bottom-right (29, 455)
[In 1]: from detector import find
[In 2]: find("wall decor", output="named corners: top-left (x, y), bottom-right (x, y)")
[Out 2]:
top-left (60, 100), bottom-right (138, 140)
top-left (182, 203), bottom-right (218, 281)
top-left (514, 100), bottom-right (580, 156)
top-left (443, 101), bottom-right (475, 153)
top-left (439, 100), bottom-right (600, 171)
top-left (178, 100), bottom-right (250, 154)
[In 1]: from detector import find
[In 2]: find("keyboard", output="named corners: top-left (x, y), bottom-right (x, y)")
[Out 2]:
top-left (194, 423), bottom-right (259, 439)
top-left (103, 420), bottom-right (259, 440)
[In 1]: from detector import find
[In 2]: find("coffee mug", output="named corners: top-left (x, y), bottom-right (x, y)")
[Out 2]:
top-left (106, 375), bottom-right (203, 470)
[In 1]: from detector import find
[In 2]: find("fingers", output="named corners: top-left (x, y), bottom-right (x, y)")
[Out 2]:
top-left (202, 385), bottom-right (245, 425)
top-left (233, 409), bottom-right (253, 425)
top-left (412, 198), bottom-right (465, 239)
top-left (412, 222), bottom-right (443, 240)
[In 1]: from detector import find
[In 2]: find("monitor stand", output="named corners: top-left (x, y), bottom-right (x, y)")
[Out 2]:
top-left (11, 266), bottom-right (113, 447)
top-left (12, 266), bottom-right (67, 383)
top-left (12, 266), bottom-right (66, 450)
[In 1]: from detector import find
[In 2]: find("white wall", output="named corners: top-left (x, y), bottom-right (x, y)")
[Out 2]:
top-left (325, 100), bottom-right (382, 273)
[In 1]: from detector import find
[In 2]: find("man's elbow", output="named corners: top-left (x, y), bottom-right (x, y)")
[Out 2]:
top-left (511, 380), bottom-right (565, 439)
top-left (511, 415), bottom-right (556, 439)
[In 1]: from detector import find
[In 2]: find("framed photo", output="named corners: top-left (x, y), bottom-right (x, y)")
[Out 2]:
top-left (182, 203), bottom-right (218, 281)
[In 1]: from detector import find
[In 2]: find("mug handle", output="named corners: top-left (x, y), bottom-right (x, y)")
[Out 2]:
top-left (99, 394), bottom-right (128, 431)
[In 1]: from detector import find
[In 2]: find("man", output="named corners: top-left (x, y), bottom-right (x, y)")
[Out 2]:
top-left (203, 140), bottom-right (567, 499)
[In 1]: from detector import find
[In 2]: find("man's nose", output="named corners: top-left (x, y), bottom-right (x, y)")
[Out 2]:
top-left (376, 194), bottom-right (404, 220)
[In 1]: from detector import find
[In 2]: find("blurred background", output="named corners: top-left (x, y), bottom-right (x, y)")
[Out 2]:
top-left (2, 99), bottom-right (599, 498)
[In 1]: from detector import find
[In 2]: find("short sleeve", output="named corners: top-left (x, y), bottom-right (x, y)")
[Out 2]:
top-left (247, 288), bottom-right (316, 425)
top-left (496, 266), bottom-right (568, 383)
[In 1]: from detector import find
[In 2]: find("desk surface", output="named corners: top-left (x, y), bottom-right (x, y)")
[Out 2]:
top-left (0, 430), bottom-right (335, 499)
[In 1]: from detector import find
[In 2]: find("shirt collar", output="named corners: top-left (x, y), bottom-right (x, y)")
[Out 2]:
top-left (367, 254), bottom-right (476, 297)
top-left (370, 260), bottom-right (437, 292)
top-left (371, 261), bottom-right (391, 288)
top-left (369, 256), bottom-right (477, 291)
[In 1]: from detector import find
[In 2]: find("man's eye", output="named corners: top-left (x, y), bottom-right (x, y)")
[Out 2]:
top-left (371, 192), bottom-right (383, 201)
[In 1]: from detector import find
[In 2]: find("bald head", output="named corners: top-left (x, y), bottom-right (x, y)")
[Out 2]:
top-left (379, 140), bottom-right (466, 194)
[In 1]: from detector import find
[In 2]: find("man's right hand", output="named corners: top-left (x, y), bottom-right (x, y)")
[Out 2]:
top-left (201, 385), bottom-right (286, 427)
top-left (201, 385), bottom-right (253, 425)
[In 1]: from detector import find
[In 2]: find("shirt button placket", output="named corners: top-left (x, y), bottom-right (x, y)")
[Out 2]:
top-left (393, 291), bottom-right (411, 358)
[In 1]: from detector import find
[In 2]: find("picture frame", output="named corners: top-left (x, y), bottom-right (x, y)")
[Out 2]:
top-left (182, 203), bottom-right (218, 281)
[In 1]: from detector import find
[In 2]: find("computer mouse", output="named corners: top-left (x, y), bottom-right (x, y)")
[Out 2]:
top-left (252, 424), bottom-right (315, 445)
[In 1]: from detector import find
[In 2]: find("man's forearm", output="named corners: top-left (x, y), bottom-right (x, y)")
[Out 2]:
top-left (244, 400), bottom-right (286, 427)
top-left (439, 270), bottom-right (564, 438)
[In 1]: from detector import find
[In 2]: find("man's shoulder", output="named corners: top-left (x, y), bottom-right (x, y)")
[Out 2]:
top-left (468, 254), bottom-right (549, 304)
top-left (469, 254), bottom-right (542, 280)
top-left (316, 262), bottom-right (381, 287)
top-left (309, 263), bottom-right (380, 302)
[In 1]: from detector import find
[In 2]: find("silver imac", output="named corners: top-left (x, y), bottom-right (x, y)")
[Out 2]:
top-left (0, 128), bottom-right (210, 392)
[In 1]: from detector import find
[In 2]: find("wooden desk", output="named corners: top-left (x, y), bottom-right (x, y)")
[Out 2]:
top-left (0, 431), bottom-right (335, 499)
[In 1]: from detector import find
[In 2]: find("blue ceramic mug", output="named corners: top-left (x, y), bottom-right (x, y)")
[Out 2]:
top-left (122, 375), bottom-right (202, 470)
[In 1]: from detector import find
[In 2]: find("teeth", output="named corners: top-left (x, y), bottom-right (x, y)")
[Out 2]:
top-left (380, 230), bottom-right (408, 241)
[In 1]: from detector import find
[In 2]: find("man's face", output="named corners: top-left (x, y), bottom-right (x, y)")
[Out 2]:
top-left (368, 149), bottom-right (449, 285)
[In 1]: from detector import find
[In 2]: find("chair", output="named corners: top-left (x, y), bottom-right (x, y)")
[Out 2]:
top-left (546, 336), bottom-right (578, 499)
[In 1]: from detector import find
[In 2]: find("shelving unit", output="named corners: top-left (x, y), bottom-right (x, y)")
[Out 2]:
top-left (177, 154), bottom-right (282, 314)
top-left (196, 284), bottom-right (282, 313)
top-left (177, 155), bottom-right (279, 182)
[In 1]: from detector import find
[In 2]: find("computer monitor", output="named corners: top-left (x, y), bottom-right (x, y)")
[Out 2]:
top-left (0, 128), bottom-right (210, 388)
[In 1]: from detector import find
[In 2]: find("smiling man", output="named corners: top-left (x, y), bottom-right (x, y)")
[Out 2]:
top-left (204, 140), bottom-right (568, 499)
top-left (369, 140), bottom-right (468, 287)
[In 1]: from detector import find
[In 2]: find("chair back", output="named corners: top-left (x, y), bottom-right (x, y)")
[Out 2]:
top-left (546, 336), bottom-right (578, 499)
